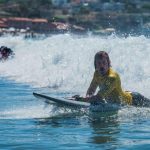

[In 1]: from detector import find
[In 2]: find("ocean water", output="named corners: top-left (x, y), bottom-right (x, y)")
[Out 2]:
top-left (0, 34), bottom-right (150, 150)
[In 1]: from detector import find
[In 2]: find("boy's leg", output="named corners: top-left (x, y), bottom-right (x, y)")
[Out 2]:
top-left (131, 92), bottom-right (150, 107)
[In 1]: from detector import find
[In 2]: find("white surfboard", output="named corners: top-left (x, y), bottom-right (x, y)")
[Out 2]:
top-left (33, 92), bottom-right (90, 108)
top-left (33, 92), bottom-right (121, 112)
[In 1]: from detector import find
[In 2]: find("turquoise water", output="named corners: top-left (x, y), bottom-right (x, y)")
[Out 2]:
top-left (0, 35), bottom-right (150, 149)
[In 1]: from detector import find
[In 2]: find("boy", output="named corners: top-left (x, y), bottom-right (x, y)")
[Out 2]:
top-left (77, 51), bottom-right (150, 107)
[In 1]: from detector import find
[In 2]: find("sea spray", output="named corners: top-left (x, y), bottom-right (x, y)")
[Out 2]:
top-left (0, 34), bottom-right (149, 97)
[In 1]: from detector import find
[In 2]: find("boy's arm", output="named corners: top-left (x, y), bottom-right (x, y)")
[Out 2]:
top-left (86, 72), bottom-right (98, 97)
top-left (82, 77), bottom-right (116, 102)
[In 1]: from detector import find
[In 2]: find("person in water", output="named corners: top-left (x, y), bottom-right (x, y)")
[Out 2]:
top-left (76, 51), bottom-right (150, 107)
top-left (0, 46), bottom-right (14, 60)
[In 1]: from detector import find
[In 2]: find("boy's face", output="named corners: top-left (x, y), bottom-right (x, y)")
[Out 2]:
top-left (95, 57), bottom-right (109, 76)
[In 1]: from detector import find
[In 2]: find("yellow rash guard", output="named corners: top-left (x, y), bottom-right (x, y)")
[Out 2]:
top-left (87, 68), bottom-right (132, 105)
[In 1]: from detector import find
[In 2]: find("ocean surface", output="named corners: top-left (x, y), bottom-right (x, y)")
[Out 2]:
top-left (0, 34), bottom-right (150, 150)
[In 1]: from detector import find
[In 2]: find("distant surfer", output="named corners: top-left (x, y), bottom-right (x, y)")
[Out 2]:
top-left (75, 51), bottom-right (150, 107)
top-left (0, 46), bottom-right (14, 61)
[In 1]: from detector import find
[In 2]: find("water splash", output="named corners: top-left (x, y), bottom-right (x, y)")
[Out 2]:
top-left (0, 104), bottom-right (82, 119)
top-left (0, 34), bottom-right (149, 97)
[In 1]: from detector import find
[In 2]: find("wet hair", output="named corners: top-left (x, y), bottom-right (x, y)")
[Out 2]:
top-left (0, 46), bottom-right (13, 53)
top-left (0, 46), bottom-right (13, 59)
top-left (94, 51), bottom-right (111, 69)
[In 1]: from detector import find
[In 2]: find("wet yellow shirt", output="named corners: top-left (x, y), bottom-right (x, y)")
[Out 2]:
top-left (87, 68), bottom-right (132, 105)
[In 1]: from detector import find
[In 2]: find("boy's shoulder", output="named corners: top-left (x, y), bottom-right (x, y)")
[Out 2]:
top-left (109, 68), bottom-right (120, 78)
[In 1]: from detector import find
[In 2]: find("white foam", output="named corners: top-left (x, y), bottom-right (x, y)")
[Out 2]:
top-left (0, 34), bottom-right (149, 97)
top-left (0, 104), bottom-right (75, 119)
